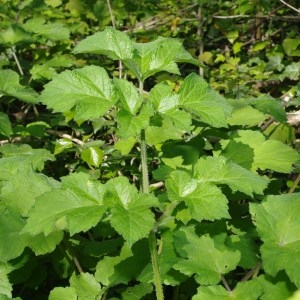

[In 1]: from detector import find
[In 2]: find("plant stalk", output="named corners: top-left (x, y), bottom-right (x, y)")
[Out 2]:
top-left (139, 80), bottom-right (163, 299)
top-left (149, 230), bottom-right (164, 300)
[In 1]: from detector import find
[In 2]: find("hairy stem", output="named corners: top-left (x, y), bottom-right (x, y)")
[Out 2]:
top-left (288, 174), bottom-right (300, 194)
top-left (149, 230), bottom-right (164, 300)
top-left (139, 80), bottom-right (163, 299)
top-left (106, 0), bottom-right (123, 78)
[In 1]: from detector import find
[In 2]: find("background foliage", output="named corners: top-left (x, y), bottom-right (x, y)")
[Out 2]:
top-left (1, 0), bottom-right (300, 299)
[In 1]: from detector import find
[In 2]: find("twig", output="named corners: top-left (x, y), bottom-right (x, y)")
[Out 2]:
top-left (197, 6), bottom-right (204, 76)
top-left (10, 48), bottom-right (24, 75)
top-left (46, 130), bottom-right (84, 146)
top-left (241, 261), bottom-right (262, 281)
top-left (106, 0), bottom-right (123, 78)
top-left (221, 275), bottom-right (232, 293)
top-left (279, 0), bottom-right (300, 13)
top-left (288, 174), bottom-right (300, 194)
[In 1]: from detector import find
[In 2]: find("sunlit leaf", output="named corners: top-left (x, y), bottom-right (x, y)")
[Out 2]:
top-left (0, 112), bottom-right (12, 137)
top-left (250, 193), bottom-right (300, 287)
top-left (73, 26), bottom-right (134, 60)
top-left (22, 172), bottom-right (106, 236)
top-left (0, 69), bottom-right (38, 103)
top-left (174, 226), bottom-right (240, 285)
top-left (39, 66), bottom-right (118, 121)
top-left (194, 156), bottom-right (269, 196)
top-left (179, 73), bottom-right (232, 128)
top-left (166, 170), bottom-right (229, 221)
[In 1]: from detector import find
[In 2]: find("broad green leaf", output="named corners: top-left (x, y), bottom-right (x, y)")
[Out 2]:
top-left (166, 170), bottom-right (229, 221)
top-left (49, 287), bottom-right (77, 300)
top-left (226, 230), bottom-right (259, 269)
top-left (193, 279), bottom-right (263, 300)
top-left (73, 27), bottom-right (134, 60)
top-left (265, 55), bottom-right (284, 72)
top-left (0, 112), bottom-right (12, 137)
top-left (0, 24), bottom-right (32, 45)
top-left (30, 55), bottom-right (75, 80)
top-left (54, 138), bottom-right (74, 155)
top-left (23, 17), bottom-right (70, 41)
top-left (149, 83), bottom-right (179, 113)
top-left (194, 156), bottom-right (269, 196)
top-left (26, 121), bottom-right (50, 138)
top-left (161, 136), bottom-right (205, 166)
top-left (114, 137), bottom-right (137, 155)
top-left (122, 283), bottom-right (153, 300)
top-left (0, 263), bottom-right (12, 298)
top-left (264, 123), bottom-right (295, 144)
top-left (227, 105), bottom-right (266, 126)
top-left (116, 104), bottom-right (152, 139)
top-left (165, 109), bottom-right (192, 131)
top-left (233, 130), bottom-right (299, 173)
top-left (39, 66), bottom-right (118, 122)
top-left (81, 147), bottom-right (104, 167)
top-left (130, 37), bottom-right (181, 80)
top-left (282, 38), bottom-right (300, 56)
top-left (28, 231), bottom-right (64, 255)
top-left (70, 272), bottom-right (103, 300)
top-left (248, 96), bottom-right (287, 123)
top-left (0, 210), bottom-right (29, 260)
top-left (22, 172), bottom-right (106, 236)
top-left (283, 62), bottom-right (300, 80)
top-left (0, 144), bottom-right (54, 180)
top-left (173, 226), bottom-right (240, 285)
top-left (145, 119), bottom-right (182, 145)
top-left (0, 69), bottom-right (38, 103)
top-left (0, 169), bottom-right (58, 216)
top-left (113, 78), bottom-right (143, 114)
top-left (95, 243), bottom-right (133, 285)
top-left (179, 73), bottom-right (232, 128)
top-left (289, 290), bottom-right (300, 300)
top-left (220, 140), bottom-right (254, 170)
top-left (250, 193), bottom-right (300, 287)
top-left (105, 177), bottom-right (158, 246)
top-left (257, 275), bottom-right (293, 300)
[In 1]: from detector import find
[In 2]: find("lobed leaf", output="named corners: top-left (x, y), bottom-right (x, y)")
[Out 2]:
top-left (114, 78), bottom-right (143, 114)
top-left (194, 156), bottom-right (269, 196)
top-left (193, 279), bottom-right (263, 300)
top-left (0, 144), bottom-right (55, 180)
top-left (231, 130), bottom-right (299, 173)
top-left (173, 226), bottom-right (240, 285)
top-left (0, 169), bottom-right (58, 217)
top-left (0, 69), bottom-right (38, 103)
top-left (166, 170), bottom-right (229, 221)
top-left (105, 177), bottom-right (158, 246)
top-left (39, 65), bottom-right (118, 122)
top-left (73, 26), bottom-right (134, 60)
top-left (179, 73), bottom-right (232, 128)
top-left (0, 112), bottom-right (12, 137)
top-left (22, 172), bottom-right (106, 236)
top-left (250, 193), bottom-right (300, 287)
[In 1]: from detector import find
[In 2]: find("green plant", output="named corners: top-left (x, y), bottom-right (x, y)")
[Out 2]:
top-left (1, 26), bottom-right (300, 300)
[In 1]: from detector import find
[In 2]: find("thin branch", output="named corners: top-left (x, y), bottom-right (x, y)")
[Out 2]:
top-left (10, 48), bottom-right (24, 75)
top-left (221, 275), bottom-right (232, 293)
top-left (197, 6), bottom-right (204, 76)
top-left (106, 0), bottom-right (122, 78)
top-left (279, 0), bottom-right (300, 13)
top-left (241, 261), bottom-right (262, 282)
top-left (46, 130), bottom-right (84, 146)
top-left (106, 0), bottom-right (116, 28)
top-left (288, 174), bottom-right (300, 194)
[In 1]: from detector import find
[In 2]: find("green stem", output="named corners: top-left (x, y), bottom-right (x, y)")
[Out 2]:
top-left (149, 230), bottom-right (164, 300)
top-left (141, 128), bottom-right (149, 193)
top-left (139, 80), bottom-right (163, 299)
